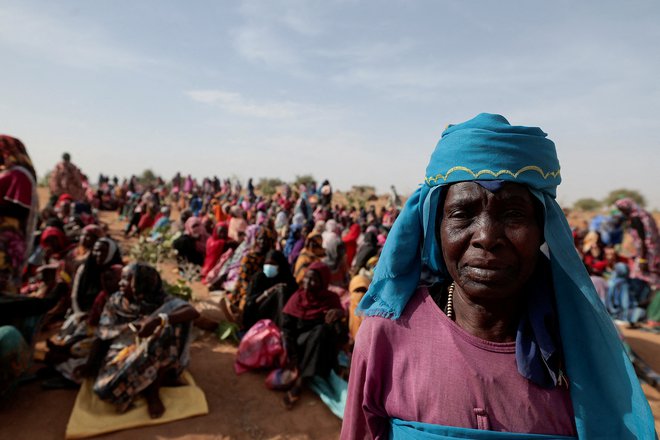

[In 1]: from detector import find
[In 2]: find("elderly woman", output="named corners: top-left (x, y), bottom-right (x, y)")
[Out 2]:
top-left (342, 114), bottom-right (655, 439)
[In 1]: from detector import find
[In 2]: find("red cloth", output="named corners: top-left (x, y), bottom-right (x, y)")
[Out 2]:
top-left (201, 222), bottom-right (229, 280)
top-left (40, 226), bottom-right (67, 251)
top-left (0, 168), bottom-right (33, 208)
top-left (342, 224), bottom-right (361, 267)
top-left (137, 212), bottom-right (155, 232)
top-left (56, 193), bottom-right (74, 208)
top-left (283, 261), bottom-right (342, 320)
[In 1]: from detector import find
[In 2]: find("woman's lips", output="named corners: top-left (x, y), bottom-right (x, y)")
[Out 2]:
top-left (463, 264), bottom-right (511, 283)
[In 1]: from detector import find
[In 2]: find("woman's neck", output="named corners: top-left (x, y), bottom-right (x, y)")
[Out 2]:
top-left (453, 285), bottom-right (523, 343)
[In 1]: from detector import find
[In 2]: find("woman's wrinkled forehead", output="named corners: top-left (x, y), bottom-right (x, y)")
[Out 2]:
top-left (439, 181), bottom-right (544, 228)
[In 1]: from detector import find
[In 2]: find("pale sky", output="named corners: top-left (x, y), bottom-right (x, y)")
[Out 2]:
top-left (1, 0), bottom-right (659, 208)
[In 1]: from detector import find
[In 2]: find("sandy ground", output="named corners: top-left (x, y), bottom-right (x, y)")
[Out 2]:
top-left (0, 190), bottom-right (658, 438)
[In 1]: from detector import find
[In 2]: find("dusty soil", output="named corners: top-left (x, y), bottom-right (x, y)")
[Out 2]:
top-left (0, 189), bottom-right (657, 438)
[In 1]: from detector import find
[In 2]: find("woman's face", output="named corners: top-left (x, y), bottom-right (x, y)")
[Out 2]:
top-left (80, 230), bottom-right (98, 250)
top-left (255, 233), bottom-right (270, 254)
top-left (43, 236), bottom-right (61, 254)
top-left (189, 222), bottom-right (202, 238)
top-left (308, 237), bottom-right (325, 257)
top-left (439, 182), bottom-right (542, 301)
top-left (303, 269), bottom-right (322, 294)
top-left (204, 219), bottom-right (214, 234)
top-left (92, 240), bottom-right (110, 266)
top-left (118, 266), bottom-right (135, 298)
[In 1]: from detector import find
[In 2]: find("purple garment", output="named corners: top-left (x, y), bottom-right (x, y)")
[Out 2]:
top-left (342, 287), bottom-right (576, 440)
top-left (288, 239), bottom-right (305, 266)
top-left (590, 275), bottom-right (609, 304)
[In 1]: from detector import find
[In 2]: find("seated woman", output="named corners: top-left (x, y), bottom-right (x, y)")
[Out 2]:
top-left (201, 221), bottom-right (236, 282)
top-left (350, 229), bottom-right (378, 276)
top-left (234, 226), bottom-right (276, 308)
top-left (281, 262), bottom-right (346, 409)
top-left (83, 263), bottom-right (199, 418)
top-left (27, 225), bottom-right (75, 324)
top-left (293, 233), bottom-right (326, 284)
top-left (149, 206), bottom-right (172, 241)
top-left (287, 223), bottom-right (311, 267)
top-left (323, 235), bottom-right (349, 288)
top-left (172, 217), bottom-right (206, 267)
top-left (342, 114), bottom-right (655, 439)
top-left (68, 224), bottom-right (104, 275)
top-left (242, 250), bottom-right (298, 330)
top-left (44, 238), bottom-right (124, 386)
top-left (71, 238), bottom-right (123, 315)
top-left (284, 224), bottom-right (303, 260)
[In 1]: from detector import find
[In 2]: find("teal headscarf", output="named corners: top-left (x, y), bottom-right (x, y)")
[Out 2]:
top-left (358, 114), bottom-right (655, 439)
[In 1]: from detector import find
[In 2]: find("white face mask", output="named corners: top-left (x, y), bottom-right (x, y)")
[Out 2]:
top-left (263, 264), bottom-right (279, 278)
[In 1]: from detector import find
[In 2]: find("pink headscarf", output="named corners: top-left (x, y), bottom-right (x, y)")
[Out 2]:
top-left (185, 217), bottom-right (208, 254)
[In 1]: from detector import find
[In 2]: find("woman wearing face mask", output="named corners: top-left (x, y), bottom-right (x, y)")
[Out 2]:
top-left (242, 250), bottom-right (298, 330)
top-left (234, 226), bottom-right (277, 308)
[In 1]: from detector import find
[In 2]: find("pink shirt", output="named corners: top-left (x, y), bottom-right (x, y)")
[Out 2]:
top-left (341, 288), bottom-right (576, 439)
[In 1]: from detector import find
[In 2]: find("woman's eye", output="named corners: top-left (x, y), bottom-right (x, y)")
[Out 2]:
top-left (503, 209), bottom-right (530, 222)
top-left (448, 209), bottom-right (471, 219)
top-left (505, 210), bottom-right (525, 217)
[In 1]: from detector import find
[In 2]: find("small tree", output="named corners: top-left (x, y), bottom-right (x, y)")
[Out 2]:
top-left (351, 185), bottom-right (376, 195)
top-left (294, 174), bottom-right (315, 188)
top-left (573, 198), bottom-right (602, 211)
top-left (140, 169), bottom-right (158, 186)
top-left (604, 189), bottom-right (646, 208)
top-left (257, 177), bottom-right (284, 196)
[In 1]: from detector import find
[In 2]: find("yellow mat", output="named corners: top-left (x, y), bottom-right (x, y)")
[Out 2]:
top-left (65, 371), bottom-right (208, 439)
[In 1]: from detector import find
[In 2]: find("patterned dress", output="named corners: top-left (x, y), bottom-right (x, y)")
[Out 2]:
top-left (616, 198), bottom-right (660, 289)
top-left (92, 290), bottom-right (192, 412)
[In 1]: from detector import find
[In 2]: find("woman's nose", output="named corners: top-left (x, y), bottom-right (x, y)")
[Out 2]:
top-left (470, 214), bottom-right (505, 251)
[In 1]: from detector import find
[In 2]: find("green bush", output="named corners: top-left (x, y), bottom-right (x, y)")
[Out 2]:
top-left (129, 233), bottom-right (174, 267)
top-left (573, 198), bottom-right (602, 211)
top-left (294, 174), bottom-right (315, 188)
top-left (257, 177), bottom-right (284, 196)
top-left (163, 278), bottom-right (193, 301)
top-left (604, 189), bottom-right (646, 207)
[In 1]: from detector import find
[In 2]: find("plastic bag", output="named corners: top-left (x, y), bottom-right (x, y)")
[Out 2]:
top-left (234, 319), bottom-right (286, 374)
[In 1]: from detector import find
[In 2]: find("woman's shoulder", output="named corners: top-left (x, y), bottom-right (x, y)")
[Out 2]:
top-left (358, 287), bottom-right (447, 345)
top-left (0, 167), bottom-right (35, 207)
